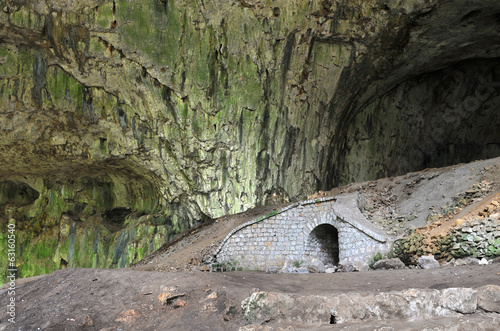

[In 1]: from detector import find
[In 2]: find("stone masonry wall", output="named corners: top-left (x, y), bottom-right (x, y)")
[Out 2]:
top-left (214, 194), bottom-right (392, 270)
top-left (395, 217), bottom-right (500, 264)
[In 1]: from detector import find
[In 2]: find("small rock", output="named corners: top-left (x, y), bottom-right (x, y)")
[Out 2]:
top-left (266, 266), bottom-right (278, 274)
top-left (325, 267), bottom-right (336, 273)
top-left (79, 314), bottom-right (93, 327)
top-left (201, 265), bottom-right (210, 272)
top-left (479, 258), bottom-right (489, 265)
top-left (353, 260), bottom-right (369, 272)
top-left (337, 259), bottom-right (355, 272)
top-left (454, 257), bottom-right (480, 266)
top-left (279, 267), bottom-right (297, 273)
top-left (115, 309), bottom-right (141, 323)
top-left (491, 256), bottom-right (500, 264)
top-left (158, 292), bottom-right (186, 305)
top-left (282, 258), bottom-right (299, 270)
top-left (173, 298), bottom-right (187, 308)
top-left (307, 261), bottom-right (326, 273)
top-left (372, 258), bottom-right (405, 270)
top-left (441, 259), bottom-right (455, 268)
top-left (296, 268), bottom-right (309, 273)
top-left (417, 255), bottom-right (440, 269)
top-left (477, 285), bottom-right (500, 313)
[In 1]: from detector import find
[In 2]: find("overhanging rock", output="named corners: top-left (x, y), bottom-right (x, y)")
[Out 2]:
top-left (213, 193), bottom-right (393, 271)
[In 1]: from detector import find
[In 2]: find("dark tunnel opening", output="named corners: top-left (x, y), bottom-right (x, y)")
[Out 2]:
top-left (306, 224), bottom-right (340, 265)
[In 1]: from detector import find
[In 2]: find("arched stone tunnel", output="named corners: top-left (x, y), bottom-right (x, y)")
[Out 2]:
top-left (214, 195), bottom-right (391, 270)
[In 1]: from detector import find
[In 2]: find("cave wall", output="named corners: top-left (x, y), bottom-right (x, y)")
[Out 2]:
top-left (1, 0), bottom-right (500, 279)
top-left (340, 59), bottom-right (500, 184)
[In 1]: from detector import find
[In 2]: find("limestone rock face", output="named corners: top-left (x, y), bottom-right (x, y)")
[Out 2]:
top-left (242, 287), bottom-right (483, 325)
top-left (1, 0), bottom-right (500, 278)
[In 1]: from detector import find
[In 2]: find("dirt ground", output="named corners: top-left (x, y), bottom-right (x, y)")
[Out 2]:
top-left (1, 264), bottom-right (499, 330)
top-left (2, 157), bottom-right (500, 330)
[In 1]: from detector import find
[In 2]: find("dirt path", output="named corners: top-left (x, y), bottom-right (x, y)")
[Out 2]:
top-left (1, 264), bottom-right (499, 330)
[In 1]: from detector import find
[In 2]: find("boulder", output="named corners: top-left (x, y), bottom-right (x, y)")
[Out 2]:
top-left (441, 288), bottom-right (477, 314)
top-left (307, 261), bottom-right (326, 273)
top-left (417, 255), bottom-right (440, 269)
top-left (372, 258), bottom-right (405, 270)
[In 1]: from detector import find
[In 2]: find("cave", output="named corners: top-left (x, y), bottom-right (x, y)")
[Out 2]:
top-left (323, 0), bottom-right (500, 187)
top-left (306, 224), bottom-right (339, 265)
top-left (0, 181), bottom-right (40, 206)
top-left (105, 207), bottom-right (132, 223)
top-left (336, 58), bottom-right (500, 185)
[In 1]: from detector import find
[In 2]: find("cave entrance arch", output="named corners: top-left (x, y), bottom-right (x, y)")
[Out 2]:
top-left (306, 224), bottom-right (339, 265)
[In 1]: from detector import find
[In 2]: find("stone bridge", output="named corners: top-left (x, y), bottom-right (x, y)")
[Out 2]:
top-left (213, 193), bottom-right (393, 270)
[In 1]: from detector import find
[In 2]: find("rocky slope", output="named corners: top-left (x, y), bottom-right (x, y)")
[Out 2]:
top-left (1, 0), bottom-right (500, 279)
